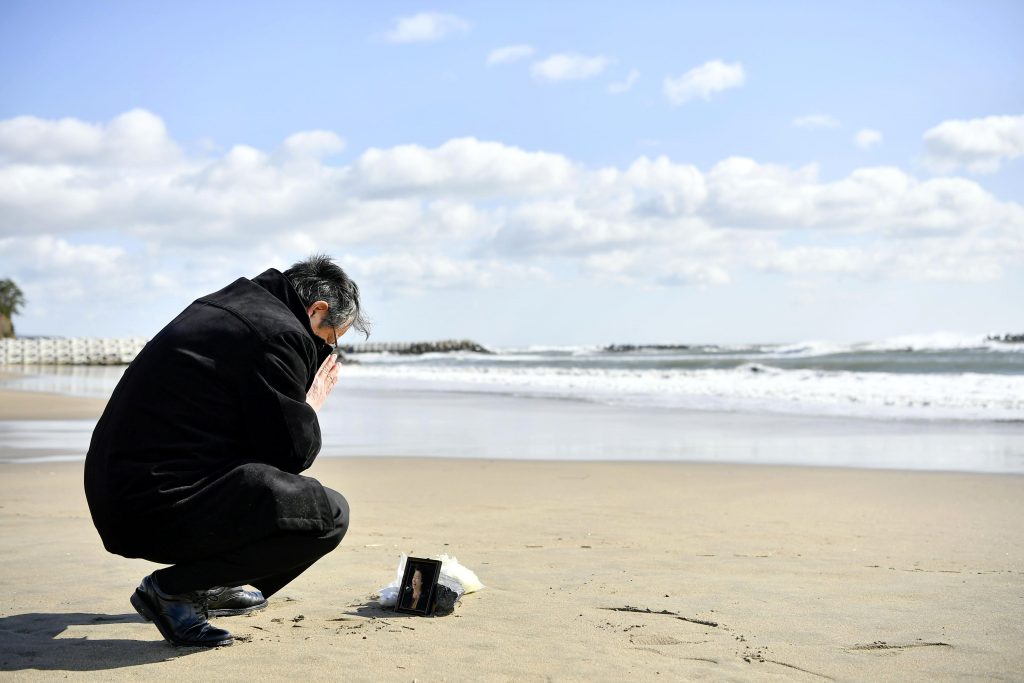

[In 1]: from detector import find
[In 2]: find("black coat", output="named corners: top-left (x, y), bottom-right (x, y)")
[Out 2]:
top-left (84, 269), bottom-right (337, 563)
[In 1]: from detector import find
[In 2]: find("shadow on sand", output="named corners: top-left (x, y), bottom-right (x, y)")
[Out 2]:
top-left (0, 612), bottom-right (210, 671)
top-left (345, 601), bottom-right (418, 619)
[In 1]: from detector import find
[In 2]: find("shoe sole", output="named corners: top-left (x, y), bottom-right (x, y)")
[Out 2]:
top-left (130, 590), bottom-right (234, 648)
top-left (208, 600), bottom-right (269, 617)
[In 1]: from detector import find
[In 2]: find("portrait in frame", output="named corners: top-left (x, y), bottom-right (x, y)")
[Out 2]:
top-left (395, 557), bottom-right (442, 616)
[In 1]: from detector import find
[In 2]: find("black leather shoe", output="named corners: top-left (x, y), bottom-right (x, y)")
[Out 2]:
top-left (205, 586), bottom-right (268, 617)
top-left (130, 575), bottom-right (233, 647)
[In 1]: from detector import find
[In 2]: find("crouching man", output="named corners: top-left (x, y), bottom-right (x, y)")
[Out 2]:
top-left (84, 255), bottom-right (369, 647)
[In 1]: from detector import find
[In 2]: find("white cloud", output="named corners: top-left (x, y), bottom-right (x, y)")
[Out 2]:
top-left (384, 12), bottom-right (470, 43)
top-left (923, 114), bottom-right (1024, 173)
top-left (662, 60), bottom-right (745, 106)
top-left (755, 246), bottom-right (874, 275)
top-left (753, 240), bottom-right (1008, 283)
top-left (0, 235), bottom-right (126, 277)
top-left (703, 158), bottom-right (1020, 236)
top-left (531, 53), bottom-right (612, 82)
top-left (608, 69), bottom-right (640, 94)
top-left (353, 137), bottom-right (577, 197)
top-left (583, 249), bottom-right (731, 287)
top-left (793, 114), bottom-right (841, 130)
top-left (2, 109), bottom-right (1022, 313)
top-left (854, 128), bottom-right (883, 149)
top-left (623, 155), bottom-right (707, 215)
top-left (486, 44), bottom-right (534, 65)
top-left (0, 108), bottom-right (181, 166)
top-left (345, 252), bottom-right (549, 291)
top-left (279, 131), bottom-right (346, 160)
top-left (0, 235), bottom-right (153, 312)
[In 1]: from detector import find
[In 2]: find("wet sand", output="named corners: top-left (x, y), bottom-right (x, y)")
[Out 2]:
top-left (0, 388), bottom-right (106, 421)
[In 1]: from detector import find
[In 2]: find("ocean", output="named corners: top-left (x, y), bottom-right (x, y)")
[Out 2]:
top-left (337, 334), bottom-right (1024, 421)
top-left (2, 333), bottom-right (1023, 472)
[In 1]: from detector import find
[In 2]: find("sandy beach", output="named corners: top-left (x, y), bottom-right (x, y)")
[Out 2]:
top-left (1, 382), bottom-right (1022, 681)
top-left (0, 388), bottom-right (106, 421)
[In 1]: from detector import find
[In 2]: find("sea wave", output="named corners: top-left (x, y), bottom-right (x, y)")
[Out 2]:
top-left (339, 363), bottom-right (1024, 421)
top-left (362, 333), bottom-right (1024, 362)
top-left (767, 333), bottom-right (1024, 357)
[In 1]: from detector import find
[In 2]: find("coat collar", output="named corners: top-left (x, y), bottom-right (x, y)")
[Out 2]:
top-left (252, 268), bottom-right (333, 358)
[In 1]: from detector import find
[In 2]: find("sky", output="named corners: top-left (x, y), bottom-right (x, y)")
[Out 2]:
top-left (1, 0), bottom-right (1022, 346)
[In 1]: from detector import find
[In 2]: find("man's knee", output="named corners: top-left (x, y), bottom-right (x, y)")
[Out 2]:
top-left (322, 487), bottom-right (349, 545)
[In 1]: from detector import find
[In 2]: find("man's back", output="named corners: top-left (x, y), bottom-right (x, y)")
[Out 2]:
top-left (84, 268), bottom-right (329, 558)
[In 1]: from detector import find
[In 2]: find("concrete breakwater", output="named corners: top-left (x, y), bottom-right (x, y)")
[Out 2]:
top-left (604, 344), bottom-right (696, 352)
top-left (0, 337), bottom-right (148, 365)
top-left (0, 337), bottom-right (492, 365)
top-left (340, 339), bottom-right (492, 355)
top-left (987, 333), bottom-right (1024, 344)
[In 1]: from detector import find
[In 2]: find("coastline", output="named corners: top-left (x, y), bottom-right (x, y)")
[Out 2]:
top-left (0, 374), bottom-right (1022, 678)
top-left (1, 371), bottom-right (1023, 473)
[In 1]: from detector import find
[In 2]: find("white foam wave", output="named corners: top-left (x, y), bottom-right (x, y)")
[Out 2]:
top-left (768, 340), bottom-right (852, 357)
top-left (756, 333), bottom-right (1024, 358)
top-left (339, 364), bottom-right (1024, 421)
top-left (500, 344), bottom-right (604, 355)
top-left (864, 332), bottom-right (1019, 352)
top-left (478, 334), bottom-right (1024, 359)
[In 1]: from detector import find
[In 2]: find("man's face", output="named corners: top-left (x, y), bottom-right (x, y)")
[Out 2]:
top-left (321, 319), bottom-right (352, 350)
top-left (306, 302), bottom-right (352, 348)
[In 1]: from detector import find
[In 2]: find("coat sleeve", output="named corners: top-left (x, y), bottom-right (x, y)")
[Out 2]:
top-left (247, 331), bottom-right (323, 473)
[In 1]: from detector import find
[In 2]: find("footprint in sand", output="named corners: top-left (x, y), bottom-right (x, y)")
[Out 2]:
top-left (848, 640), bottom-right (952, 652)
top-left (630, 634), bottom-right (685, 647)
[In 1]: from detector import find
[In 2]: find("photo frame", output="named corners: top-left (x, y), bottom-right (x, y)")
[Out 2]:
top-left (394, 557), bottom-right (442, 616)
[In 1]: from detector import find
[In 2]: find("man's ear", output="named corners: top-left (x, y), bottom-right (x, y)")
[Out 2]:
top-left (306, 301), bottom-right (329, 317)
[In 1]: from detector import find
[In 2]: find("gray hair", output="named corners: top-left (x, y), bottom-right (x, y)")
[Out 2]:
top-left (284, 254), bottom-right (370, 339)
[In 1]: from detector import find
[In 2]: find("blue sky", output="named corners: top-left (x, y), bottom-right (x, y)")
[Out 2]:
top-left (1, 1), bottom-right (1022, 345)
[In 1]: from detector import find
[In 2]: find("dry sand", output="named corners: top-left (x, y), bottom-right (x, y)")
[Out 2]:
top-left (1, 391), bottom-right (1023, 681)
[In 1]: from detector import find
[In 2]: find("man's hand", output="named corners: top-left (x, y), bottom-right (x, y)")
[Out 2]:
top-left (306, 353), bottom-right (340, 413)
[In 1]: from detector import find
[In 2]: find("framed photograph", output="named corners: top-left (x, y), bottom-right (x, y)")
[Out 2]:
top-left (394, 557), bottom-right (442, 616)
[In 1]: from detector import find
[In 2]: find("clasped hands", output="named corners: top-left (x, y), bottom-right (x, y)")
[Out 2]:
top-left (306, 353), bottom-right (340, 413)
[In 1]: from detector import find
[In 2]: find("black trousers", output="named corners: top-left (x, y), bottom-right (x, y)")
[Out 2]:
top-left (151, 487), bottom-right (349, 599)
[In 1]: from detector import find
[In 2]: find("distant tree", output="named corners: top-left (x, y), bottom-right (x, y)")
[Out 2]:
top-left (0, 278), bottom-right (26, 338)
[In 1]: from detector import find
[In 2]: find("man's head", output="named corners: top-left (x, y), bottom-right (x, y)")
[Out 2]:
top-left (284, 254), bottom-right (370, 346)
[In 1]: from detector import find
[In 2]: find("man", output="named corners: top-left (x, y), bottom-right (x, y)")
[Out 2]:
top-left (84, 254), bottom-right (369, 647)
